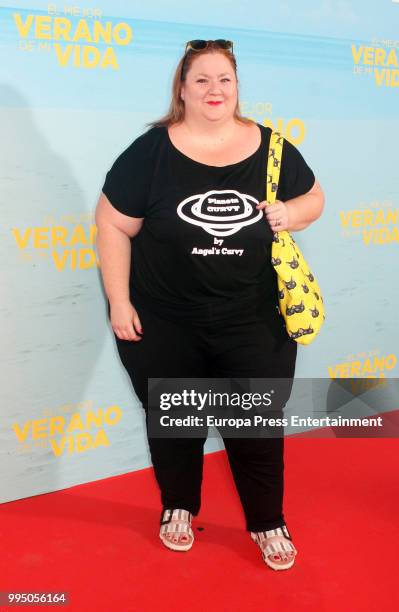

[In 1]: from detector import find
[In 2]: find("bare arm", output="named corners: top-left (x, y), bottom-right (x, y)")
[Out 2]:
top-left (258, 179), bottom-right (325, 233)
top-left (285, 179), bottom-right (325, 231)
top-left (95, 192), bottom-right (144, 341)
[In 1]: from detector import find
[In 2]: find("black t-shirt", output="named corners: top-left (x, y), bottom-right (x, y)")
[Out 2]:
top-left (102, 123), bottom-right (315, 321)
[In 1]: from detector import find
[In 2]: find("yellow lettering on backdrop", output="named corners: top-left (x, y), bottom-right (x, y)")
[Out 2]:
top-left (351, 45), bottom-right (363, 64)
top-left (351, 211), bottom-right (362, 228)
top-left (339, 211), bottom-right (351, 228)
top-left (363, 47), bottom-right (374, 65)
top-left (32, 419), bottom-right (48, 439)
top-left (52, 250), bottom-right (69, 271)
top-left (50, 437), bottom-right (66, 457)
top-left (13, 14), bottom-right (34, 37)
top-left (374, 69), bottom-right (386, 87)
top-left (351, 46), bottom-right (398, 68)
top-left (70, 225), bottom-right (88, 246)
top-left (340, 209), bottom-right (399, 230)
top-left (80, 249), bottom-right (98, 268)
top-left (73, 19), bottom-right (91, 42)
top-left (92, 429), bottom-right (110, 449)
top-left (371, 356), bottom-right (392, 373)
top-left (12, 421), bottom-right (31, 442)
top-left (362, 358), bottom-right (373, 374)
top-left (54, 44), bottom-right (118, 69)
top-left (378, 228), bottom-right (390, 244)
top-left (328, 354), bottom-right (397, 378)
top-left (66, 413), bottom-right (84, 433)
top-left (12, 228), bottom-right (31, 249)
top-left (54, 43), bottom-right (72, 66)
top-left (49, 430), bottom-right (110, 456)
top-left (51, 226), bottom-right (68, 246)
top-left (90, 225), bottom-right (97, 243)
top-left (384, 354), bottom-right (397, 370)
top-left (13, 405), bottom-right (121, 454)
top-left (12, 225), bottom-right (96, 250)
top-left (14, 14), bottom-right (132, 49)
top-left (51, 249), bottom-right (99, 270)
top-left (387, 49), bottom-right (398, 67)
top-left (83, 46), bottom-right (101, 69)
top-left (101, 47), bottom-right (118, 69)
top-left (76, 433), bottom-right (92, 452)
top-left (363, 210), bottom-right (373, 225)
top-left (33, 228), bottom-right (49, 248)
top-left (112, 23), bottom-right (132, 45)
top-left (350, 362), bottom-right (361, 376)
top-left (262, 118), bottom-right (305, 145)
top-left (35, 16), bottom-right (51, 39)
top-left (53, 17), bottom-right (72, 41)
top-left (349, 377), bottom-right (386, 395)
top-left (104, 406), bottom-right (123, 426)
top-left (374, 69), bottom-right (399, 87)
top-left (49, 416), bottom-right (65, 435)
top-left (362, 227), bottom-right (399, 244)
top-left (374, 48), bottom-right (386, 66)
top-left (362, 230), bottom-right (372, 245)
top-left (374, 209), bottom-right (386, 225)
top-left (85, 409), bottom-right (103, 428)
top-left (93, 21), bottom-right (112, 44)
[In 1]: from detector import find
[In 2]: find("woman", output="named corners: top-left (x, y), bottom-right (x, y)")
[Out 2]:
top-left (95, 40), bottom-right (324, 570)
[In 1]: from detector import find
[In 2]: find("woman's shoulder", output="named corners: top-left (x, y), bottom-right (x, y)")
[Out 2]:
top-left (104, 126), bottom-right (167, 190)
top-left (254, 122), bottom-right (273, 149)
top-left (120, 125), bottom-right (166, 161)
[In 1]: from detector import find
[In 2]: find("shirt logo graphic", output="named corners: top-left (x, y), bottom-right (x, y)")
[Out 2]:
top-left (177, 189), bottom-right (262, 237)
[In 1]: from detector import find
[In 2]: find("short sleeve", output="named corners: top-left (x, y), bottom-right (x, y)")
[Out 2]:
top-left (102, 131), bottom-right (155, 217)
top-left (276, 138), bottom-right (316, 202)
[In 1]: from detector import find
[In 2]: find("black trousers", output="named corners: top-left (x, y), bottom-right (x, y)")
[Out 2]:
top-left (113, 296), bottom-right (297, 532)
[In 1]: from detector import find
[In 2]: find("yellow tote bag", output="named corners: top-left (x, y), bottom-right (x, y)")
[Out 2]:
top-left (266, 131), bottom-right (325, 345)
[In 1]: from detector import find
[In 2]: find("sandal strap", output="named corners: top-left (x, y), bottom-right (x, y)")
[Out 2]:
top-left (252, 525), bottom-right (292, 541)
top-left (160, 508), bottom-right (193, 525)
top-left (261, 536), bottom-right (297, 557)
top-left (160, 509), bottom-right (194, 539)
top-left (251, 526), bottom-right (297, 557)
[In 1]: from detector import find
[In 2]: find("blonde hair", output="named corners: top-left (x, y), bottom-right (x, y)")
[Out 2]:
top-left (146, 44), bottom-right (252, 129)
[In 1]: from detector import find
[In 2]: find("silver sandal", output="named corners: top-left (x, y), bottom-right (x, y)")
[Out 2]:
top-left (159, 508), bottom-right (194, 552)
top-left (250, 525), bottom-right (297, 570)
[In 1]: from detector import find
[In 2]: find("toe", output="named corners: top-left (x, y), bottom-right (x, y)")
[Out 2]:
top-left (270, 553), bottom-right (288, 564)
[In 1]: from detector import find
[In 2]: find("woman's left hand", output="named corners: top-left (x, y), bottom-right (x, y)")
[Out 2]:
top-left (256, 199), bottom-right (290, 232)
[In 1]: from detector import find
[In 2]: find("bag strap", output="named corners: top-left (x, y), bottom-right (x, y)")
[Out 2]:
top-left (266, 131), bottom-right (284, 205)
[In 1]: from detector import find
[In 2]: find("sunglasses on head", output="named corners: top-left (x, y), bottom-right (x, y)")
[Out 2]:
top-left (184, 39), bottom-right (234, 54)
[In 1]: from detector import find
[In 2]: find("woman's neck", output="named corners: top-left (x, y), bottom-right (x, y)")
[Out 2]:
top-left (178, 116), bottom-right (240, 144)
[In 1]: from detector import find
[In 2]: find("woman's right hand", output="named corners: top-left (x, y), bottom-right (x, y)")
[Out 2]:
top-left (110, 300), bottom-right (143, 341)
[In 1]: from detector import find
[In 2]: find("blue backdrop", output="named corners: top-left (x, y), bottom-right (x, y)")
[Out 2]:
top-left (1, 0), bottom-right (398, 503)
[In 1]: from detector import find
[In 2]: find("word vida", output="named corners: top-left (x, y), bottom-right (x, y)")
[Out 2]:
top-left (340, 209), bottom-right (399, 245)
top-left (14, 14), bottom-right (132, 69)
top-left (12, 224), bottom-right (99, 270)
top-left (351, 45), bottom-right (399, 87)
top-left (13, 406), bottom-right (122, 457)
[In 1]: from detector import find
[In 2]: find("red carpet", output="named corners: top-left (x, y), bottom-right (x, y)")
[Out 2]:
top-left (1, 437), bottom-right (398, 612)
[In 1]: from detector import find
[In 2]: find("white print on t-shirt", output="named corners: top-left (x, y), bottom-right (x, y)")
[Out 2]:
top-left (177, 189), bottom-right (262, 237)
top-left (191, 247), bottom-right (244, 256)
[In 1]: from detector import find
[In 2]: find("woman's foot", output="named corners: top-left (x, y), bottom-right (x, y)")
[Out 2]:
top-left (250, 525), bottom-right (297, 570)
top-left (159, 508), bottom-right (194, 551)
